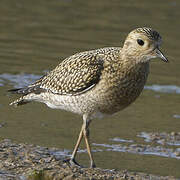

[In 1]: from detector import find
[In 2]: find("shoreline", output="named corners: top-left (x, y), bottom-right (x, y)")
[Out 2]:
top-left (0, 139), bottom-right (177, 180)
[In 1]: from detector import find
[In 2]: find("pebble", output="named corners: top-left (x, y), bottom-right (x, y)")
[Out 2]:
top-left (0, 139), bottom-right (178, 180)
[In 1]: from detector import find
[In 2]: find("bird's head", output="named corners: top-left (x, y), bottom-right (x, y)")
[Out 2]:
top-left (122, 27), bottom-right (168, 63)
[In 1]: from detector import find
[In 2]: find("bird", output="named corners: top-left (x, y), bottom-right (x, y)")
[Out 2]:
top-left (8, 27), bottom-right (168, 168)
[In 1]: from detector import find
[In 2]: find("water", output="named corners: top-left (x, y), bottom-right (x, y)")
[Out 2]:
top-left (138, 132), bottom-right (180, 146)
top-left (0, 0), bottom-right (180, 177)
top-left (145, 85), bottom-right (180, 94)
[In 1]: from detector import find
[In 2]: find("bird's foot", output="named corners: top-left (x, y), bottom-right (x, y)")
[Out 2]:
top-left (90, 162), bottom-right (96, 168)
top-left (63, 158), bottom-right (82, 168)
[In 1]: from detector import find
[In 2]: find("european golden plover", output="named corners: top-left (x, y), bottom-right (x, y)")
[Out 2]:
top-left (9, 27), bottom-right (168, 168)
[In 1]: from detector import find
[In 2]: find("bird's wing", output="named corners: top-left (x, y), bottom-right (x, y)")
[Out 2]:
top-left (39, 50), bottom-right (105, 95)
top-left (10, 47), bottom-right (121, 96)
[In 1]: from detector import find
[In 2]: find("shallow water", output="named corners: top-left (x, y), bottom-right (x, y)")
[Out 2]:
top-left (0, 0), bottom-right (180, 177)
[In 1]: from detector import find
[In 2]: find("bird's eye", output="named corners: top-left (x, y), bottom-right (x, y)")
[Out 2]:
top-left (137, 39), bottom-right (144, 46)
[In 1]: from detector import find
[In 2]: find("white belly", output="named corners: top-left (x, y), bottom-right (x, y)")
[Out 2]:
top-left (28, 92), bottom-right (100, 117)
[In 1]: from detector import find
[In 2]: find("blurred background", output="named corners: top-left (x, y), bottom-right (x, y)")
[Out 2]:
top-left (0, 0), bottom-right (179, 177)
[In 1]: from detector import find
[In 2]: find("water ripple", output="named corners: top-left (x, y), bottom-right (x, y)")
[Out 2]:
top-left (173, 115), bottom-right (180, 119)
top-left (92, 142), bottom-right (180, 160)
top-left (144, 85), bottom-right (180, 94)
top-left (0, 73), bottom-right (41, 88)
top-left (110, 137), bottom-right (134, 143)
top-left (138, 132), bottom-right (180, 146)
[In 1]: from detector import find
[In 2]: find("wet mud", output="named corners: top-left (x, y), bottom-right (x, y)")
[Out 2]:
top-left (0, 138), bottom-right (178, 180)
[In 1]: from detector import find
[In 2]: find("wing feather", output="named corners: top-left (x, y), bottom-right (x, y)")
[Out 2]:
top-left (10, 47), bottom-right (121, 96)
top-left (39, 50), bottom-right (105, 95)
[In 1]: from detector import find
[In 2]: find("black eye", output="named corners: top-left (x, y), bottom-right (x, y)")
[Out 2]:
top-left (137, 39), bottom-right (144, 46)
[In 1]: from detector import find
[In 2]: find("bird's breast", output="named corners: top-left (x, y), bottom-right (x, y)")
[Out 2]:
top-left (94, 62), bottom-right (150, 114)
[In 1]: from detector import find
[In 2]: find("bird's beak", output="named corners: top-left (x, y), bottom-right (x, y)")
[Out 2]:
top-left (156, 48), bottom-right (168, 62)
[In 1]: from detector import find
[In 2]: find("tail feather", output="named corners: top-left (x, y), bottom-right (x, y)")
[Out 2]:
top-left (8, 85), bottom-right (46, 106)
top-left (8, 84), bottom-right (45, 95)
top-left (8, 87), bottom-right (33, 106)
top-left (8, 75), bottom-right (47, 106)
top-left (8, 88), bottom-right (25, 94)
top-left (9, 97), bottom-right (30, 106)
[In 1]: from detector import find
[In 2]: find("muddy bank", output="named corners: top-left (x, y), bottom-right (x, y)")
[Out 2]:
top-left (0, 139), bottom-right (178, 180)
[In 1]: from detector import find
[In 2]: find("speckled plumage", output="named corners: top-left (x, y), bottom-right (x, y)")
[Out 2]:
top-left (9, 27), bottom-right (168, 168)
top-left (135, 27), bottom-right (162, 41)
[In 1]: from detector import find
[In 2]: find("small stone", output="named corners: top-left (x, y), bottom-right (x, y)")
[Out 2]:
top-left (171, 132), bottom-right (178, 136)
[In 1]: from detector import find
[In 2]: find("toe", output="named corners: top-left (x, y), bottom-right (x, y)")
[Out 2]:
top-left (90, 162), bottom-right (96, 168)
top-left (64, 158), bottom-right (82, 168)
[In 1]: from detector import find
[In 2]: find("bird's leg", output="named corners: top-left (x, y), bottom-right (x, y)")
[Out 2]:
top-left (69, 125), bottom-right (84, 166)
top-left (83, 115), bottom-right (96, 168)
top-left (65, 114), bottom-right (95, 168)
